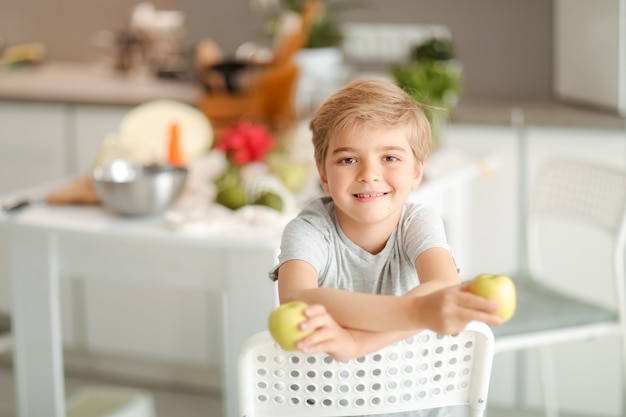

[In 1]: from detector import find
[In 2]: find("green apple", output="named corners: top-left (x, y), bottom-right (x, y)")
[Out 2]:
top-left (469, 273), bottom-right (517, 322)
top-left (253, 191), bottom-right (284, 212)
top-left (215, 184), bottom-right (247, 210)
top-left (278, 162), bottom-right (309, 192)
top-left (268, 301), bottom-right (314, 351)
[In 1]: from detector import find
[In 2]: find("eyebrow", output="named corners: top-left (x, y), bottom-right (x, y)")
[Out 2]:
top-left (331, 146), bottom-right (410, 154)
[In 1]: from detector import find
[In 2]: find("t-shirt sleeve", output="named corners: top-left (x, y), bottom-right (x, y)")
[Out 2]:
top-left (401, 203), bottom-right (452, 265)
top-left (268, 215), bottom-right (330, 281)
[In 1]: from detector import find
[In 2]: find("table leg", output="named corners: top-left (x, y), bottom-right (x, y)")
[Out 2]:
top-left (10, 225), bottom-right (65, 417)
top-left (221, 246), bottom-right (278, 417)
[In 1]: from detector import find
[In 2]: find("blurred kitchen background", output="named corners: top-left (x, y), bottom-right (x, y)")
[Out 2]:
top-left (1, 1), bottom-right (625, 416)
top-left (0, 0), bottom-right (551, 97)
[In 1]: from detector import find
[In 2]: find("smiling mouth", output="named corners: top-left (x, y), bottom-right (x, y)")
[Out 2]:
top-left (353, 192), bottom-right (389, 198)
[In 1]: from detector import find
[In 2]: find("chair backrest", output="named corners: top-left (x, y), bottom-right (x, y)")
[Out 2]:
top-left (527, 156), bottom-right (626, 312)
top-left (238, 321), bottom-right (494, 417)
top-left (530, 157), bottom-right (626, 234)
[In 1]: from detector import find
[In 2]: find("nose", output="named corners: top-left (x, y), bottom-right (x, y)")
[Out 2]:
top-left (357, 160), bottom-right (381, 183)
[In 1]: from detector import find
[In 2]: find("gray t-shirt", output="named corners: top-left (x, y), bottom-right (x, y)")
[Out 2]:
top-left (269, 196), bottom-right (454, 293)
top-left (269, 196), bottom-right (456, 417)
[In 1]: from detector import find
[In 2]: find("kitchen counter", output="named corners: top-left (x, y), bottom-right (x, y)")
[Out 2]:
top-left (2, 61), bottom-right (626, 130)
top-left (0, 61), bottom-right (201, 106)
top-left (452, 96), bottom-right (626, 130)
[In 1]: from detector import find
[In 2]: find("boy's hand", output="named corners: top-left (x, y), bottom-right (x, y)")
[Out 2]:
top-left (295, 304), bottom-right (358, 362)
top-left (412, 282), bottom-right (503, 334)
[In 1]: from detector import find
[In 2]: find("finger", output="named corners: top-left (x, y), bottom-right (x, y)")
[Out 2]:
top-left (300, 311), bottom-right (334, 333)
top-left (459, 281), bottom-right (474, 291)
top-left (470, 310), bottom-right (504, 326)
top-left (303, 303), bottom-right (327, 318)
top-left (296, 327), bottom-right (335, 353)
top-left (458, 292), bottom-right (499, 312)
top-left (456, 302), bottom-right (504, 327)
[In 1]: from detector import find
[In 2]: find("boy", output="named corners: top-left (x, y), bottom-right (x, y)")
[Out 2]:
top-left (269, 79), bottom-right (501, 367)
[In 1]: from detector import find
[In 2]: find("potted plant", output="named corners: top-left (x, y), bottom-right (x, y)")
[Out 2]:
top-left (253, 0), bottom-right (361, 115)
top-left (390, 37), bottom-right (462, 147)
top-left (257, 0), bottom-right (358, 49)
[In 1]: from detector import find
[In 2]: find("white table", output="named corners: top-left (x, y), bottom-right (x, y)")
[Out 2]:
top-left (1, 200), bottom-right (281, 417)
top-left (0, 148), bottom-right (495, 417)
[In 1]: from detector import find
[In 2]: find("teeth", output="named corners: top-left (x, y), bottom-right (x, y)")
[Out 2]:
top-left (355, 192), bottom-right (385, 198)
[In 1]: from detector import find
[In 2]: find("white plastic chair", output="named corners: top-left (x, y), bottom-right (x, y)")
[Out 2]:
top-left (493, 155), bottom-right (626, 416)
top-left (238, 321), bottom-right (494, 417)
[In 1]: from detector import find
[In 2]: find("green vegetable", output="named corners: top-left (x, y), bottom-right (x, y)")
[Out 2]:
top-left (389, 36), bottom-right (463, 146)
top-left (254, 191), bottom-right (284, 212)
top-left (410, 38), bottom-right (456, 62)
top-left (216, 185), bottom-right (247, 210)
top-left (390, 60), bottom-right (462, 108)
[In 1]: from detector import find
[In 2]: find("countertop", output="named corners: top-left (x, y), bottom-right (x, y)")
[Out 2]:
top-left (0, 61), bottom-right (200, 106)
top-left (2, 61), bottom-right (626, 130)
top-left (451, 96), bottom-right (626, 130)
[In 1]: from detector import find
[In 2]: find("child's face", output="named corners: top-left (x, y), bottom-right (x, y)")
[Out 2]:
top-left (317, 126), bottom-right (424, 232)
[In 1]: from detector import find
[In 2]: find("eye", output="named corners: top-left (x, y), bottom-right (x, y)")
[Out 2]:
top-left (384, 155), bottom-right (400, 162)
top-left (338, 157), bottom-right (357, 165)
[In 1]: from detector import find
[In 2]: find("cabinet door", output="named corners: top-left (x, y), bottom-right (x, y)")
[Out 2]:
top-left (554, 0), bottom-right (625, 114)
top-left (0, 100), bottom-right (67, 194)
top-left (0, 101), bottom-right (67, 311)
top-left (440, 123), bottom-right (519, 278)
top-left (70, 103), bottom-right (132, 174)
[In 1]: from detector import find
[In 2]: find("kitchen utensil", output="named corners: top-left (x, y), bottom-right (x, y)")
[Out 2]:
top-left (92, 160), bottom-right (188, 216)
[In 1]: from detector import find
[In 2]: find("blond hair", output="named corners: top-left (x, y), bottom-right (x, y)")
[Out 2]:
top-left (309, 78), bottom-right (432, 167)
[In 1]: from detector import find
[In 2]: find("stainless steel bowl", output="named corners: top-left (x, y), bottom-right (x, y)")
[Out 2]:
top-left (92, 160), bottom-right (188, 216)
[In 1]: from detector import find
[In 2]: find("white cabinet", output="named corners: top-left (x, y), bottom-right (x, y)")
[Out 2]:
top-left (438, 123), bottom-right (519, 278)
top-left (0, 100), bottom-right (131, 316)
top-left (553, 0), bottom-right (626, 115)
top-left (0, 101), bottom-right (69, 310)
top-left (70, 104), bottom-right (133, 173)
top-left (0, 100), bottom-right (133, 191)
top-left (0, 101), bottom-right (68, 194)
top-left (443, 123), bottom-right (626, 278)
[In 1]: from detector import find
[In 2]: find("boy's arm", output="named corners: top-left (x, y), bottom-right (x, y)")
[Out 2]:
top-left (278, 259), bottom-right (421, 332)
top-left (277, 247), bottom-right (473, 332)
top-left (407, 247), bottom-right (461, 295)
top-left (277, 249), bottom-right (501, 360)
top-left (277, 259), bottom-right (425, 360)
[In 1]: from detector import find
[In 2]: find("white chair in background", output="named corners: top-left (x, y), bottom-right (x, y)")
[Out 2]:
top-left (493, 154), bottom-right (626, 417)
top-left (238, 321), bottom-right (494, 417)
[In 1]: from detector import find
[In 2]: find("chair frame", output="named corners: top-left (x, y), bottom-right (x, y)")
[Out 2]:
top-left (497, 114), bottom-right (626, 417)
top-left (238, 321), bottom-right (494, 417)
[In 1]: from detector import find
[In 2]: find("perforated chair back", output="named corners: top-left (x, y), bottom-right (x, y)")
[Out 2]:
top-left (531, 157), bottom-right (626, 233)
top-left (238, 321), bottom-right (494, 417)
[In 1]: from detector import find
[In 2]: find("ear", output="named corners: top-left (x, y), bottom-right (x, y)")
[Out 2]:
top-left (316, 161), bottom-right (330, 194)
top-left (412, 161), bottom-right (425, 189)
